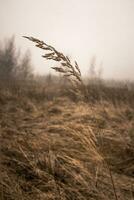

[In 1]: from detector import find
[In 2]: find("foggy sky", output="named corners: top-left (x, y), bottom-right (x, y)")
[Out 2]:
top-left (0, 0), bottom-right (134, 80)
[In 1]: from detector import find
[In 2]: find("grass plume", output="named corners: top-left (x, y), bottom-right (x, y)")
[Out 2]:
top-left (23, 36), bottom-right (88, 99)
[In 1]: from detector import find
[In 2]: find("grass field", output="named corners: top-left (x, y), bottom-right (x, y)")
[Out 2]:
top-left (0, 79), bottom-right (134, 200)
top-left (0, 37), bottom-right (134, 199)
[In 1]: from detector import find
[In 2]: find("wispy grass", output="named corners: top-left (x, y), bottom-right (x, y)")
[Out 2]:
top-left (23, 36), bottom-right (89, 100)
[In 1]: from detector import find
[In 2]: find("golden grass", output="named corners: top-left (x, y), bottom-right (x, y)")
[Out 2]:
top-left (0, 93), bottom-right (134, 199)
top-left (23, 36), bottom-right (89, 100)
top-left (0, 38), bottom-right (133, 199)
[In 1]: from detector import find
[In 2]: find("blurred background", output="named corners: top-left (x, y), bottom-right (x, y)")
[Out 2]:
top-left (0, 0), bottom-right (134, 80)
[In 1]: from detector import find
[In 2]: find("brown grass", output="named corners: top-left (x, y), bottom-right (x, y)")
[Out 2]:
top-left (0, 38), bottom-right (134, 199)
top-left (23, 36), bottom-right (89, 100)
top-left (0, 87), bottom-right (134, 199)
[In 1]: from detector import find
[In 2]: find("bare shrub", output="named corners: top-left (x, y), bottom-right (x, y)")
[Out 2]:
top-left (0, 37), bottom-right (33, 83)
top-left (0, 36), bottom-right (19, 80)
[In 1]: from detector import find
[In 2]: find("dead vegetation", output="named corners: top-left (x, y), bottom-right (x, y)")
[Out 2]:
top-left (0, 90), bottom-right (134, 200)
top-left (0, 37), bottom-right (134, 199)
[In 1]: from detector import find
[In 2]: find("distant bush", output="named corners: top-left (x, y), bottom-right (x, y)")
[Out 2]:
top-left (0, 36), bottom-right (33, 83)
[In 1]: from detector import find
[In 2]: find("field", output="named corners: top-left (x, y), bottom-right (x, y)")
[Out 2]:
top-left (0, 37), bottom-right (134, 200)
top-left (0, 79), bottom-right (134, 200)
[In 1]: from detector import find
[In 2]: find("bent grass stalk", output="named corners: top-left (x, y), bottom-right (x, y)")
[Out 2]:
top-left (23, 36), bottom-right (88, 99)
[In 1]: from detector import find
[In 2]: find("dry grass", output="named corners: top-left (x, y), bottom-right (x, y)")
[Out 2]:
top-left (0, 38), bottom-right (134, 199)
top-left (23, 36), bottom-right (88, 100)
top-left (0, 89), bottom-right (134, 199)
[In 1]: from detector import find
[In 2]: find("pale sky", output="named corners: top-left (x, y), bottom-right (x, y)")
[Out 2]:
top-left (0, 0), bottom-right (134, 80)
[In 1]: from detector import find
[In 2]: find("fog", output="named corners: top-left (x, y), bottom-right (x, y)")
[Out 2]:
top-left (0, 0), bottom-right (134, 80)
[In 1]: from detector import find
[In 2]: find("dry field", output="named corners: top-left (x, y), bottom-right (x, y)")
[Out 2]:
top-left (0, 37), bottom-right (134, 200)
top-left (0, 83), bottom-right (134, 200)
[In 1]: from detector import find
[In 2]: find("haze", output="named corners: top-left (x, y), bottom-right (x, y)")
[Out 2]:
top-left (0, 0), bottom-right (134, 80)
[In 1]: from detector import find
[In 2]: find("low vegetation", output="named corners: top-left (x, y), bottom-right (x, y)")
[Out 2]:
top-left (0, 37), bottom-right (134, 200)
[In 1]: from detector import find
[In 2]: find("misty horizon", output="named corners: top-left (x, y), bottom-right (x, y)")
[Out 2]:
top-left (0, 0), bottom-right (134, 80)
